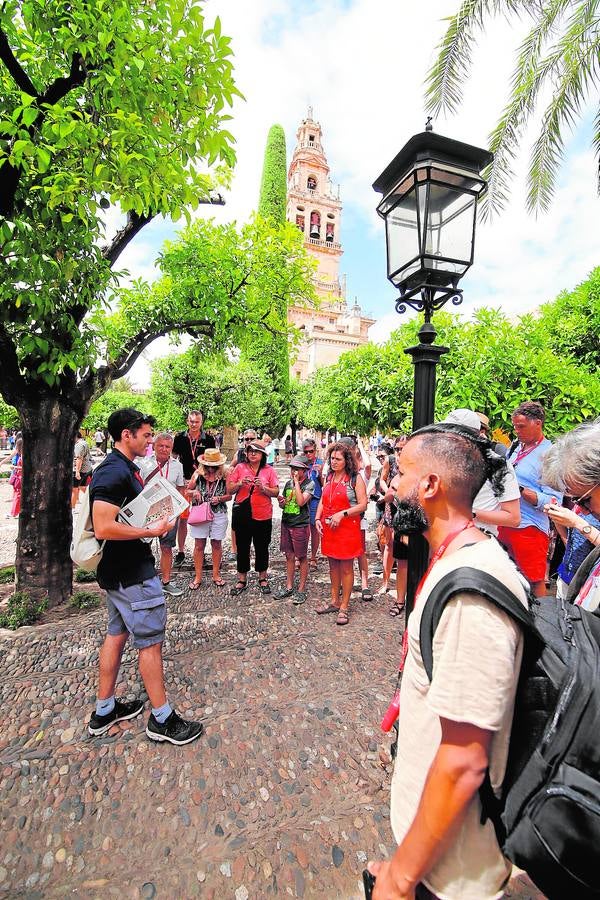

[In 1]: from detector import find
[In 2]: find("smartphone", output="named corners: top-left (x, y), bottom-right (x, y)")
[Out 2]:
top-left (362, 869), bottom-right (376, 899)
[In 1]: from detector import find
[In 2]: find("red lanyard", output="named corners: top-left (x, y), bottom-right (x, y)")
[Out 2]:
top-left (397, 520), bottom-right (476, 674)
top-left (157, 460), bottom-right (170, 479)
top-left (512, 438), bottom-right (543, 466)
top-left (188, 433), bottom-right (201, 461)
top-left (134, 470), bottom-right (144, 488)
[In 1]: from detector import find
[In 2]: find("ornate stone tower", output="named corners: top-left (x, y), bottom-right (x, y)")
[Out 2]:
top-left (287, 108), bottom-right (374, 381)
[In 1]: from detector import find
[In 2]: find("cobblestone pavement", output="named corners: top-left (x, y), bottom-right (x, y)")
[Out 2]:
top-left (0, 471), bottom-right (543, 899)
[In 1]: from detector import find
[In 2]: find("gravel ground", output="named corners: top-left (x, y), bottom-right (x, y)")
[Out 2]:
top-left (0, 462), bottom-right (543, 898)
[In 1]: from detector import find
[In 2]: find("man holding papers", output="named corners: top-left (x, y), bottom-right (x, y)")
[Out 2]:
top-left (87, 408), bottom-right (204, 746)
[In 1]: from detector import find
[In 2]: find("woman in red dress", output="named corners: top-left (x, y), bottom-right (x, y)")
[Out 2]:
top-left (315, 442), bottom-right (367, 625)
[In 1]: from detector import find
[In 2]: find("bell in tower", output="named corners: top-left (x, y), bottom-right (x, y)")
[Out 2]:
top-left (310, 211), bottom-right (321, 239)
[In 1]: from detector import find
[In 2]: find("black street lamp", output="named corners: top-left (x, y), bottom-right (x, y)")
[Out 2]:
top-left (373, 124), bottom-right (492, 614)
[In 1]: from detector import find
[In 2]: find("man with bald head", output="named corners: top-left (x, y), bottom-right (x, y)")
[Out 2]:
top-left (368, 425), bottom-right (528, 900)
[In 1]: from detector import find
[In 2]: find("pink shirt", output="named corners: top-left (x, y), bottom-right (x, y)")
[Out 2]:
top-left (230, 463), bottom-right (279, 521)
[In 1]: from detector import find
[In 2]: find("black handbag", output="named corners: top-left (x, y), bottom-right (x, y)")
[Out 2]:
top-left (231, 484), bottom-right (254, 531)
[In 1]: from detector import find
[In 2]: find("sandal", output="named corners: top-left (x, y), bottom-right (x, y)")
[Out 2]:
top-left (258, 578), bottom-right (271, 595)
top-left (389, 601), bottom-right (405, 618)
top-left (230, 580), bottom-right (248, 596)
top-left (212, 579), bottom-right (226, 587)
top-left (189, 580), bottom-right (202, 591)
top-left (376, 585), bottom-right (390, 596)
top-left (361, 588), bottom-right (374, 602)
top-left (336, 609), bottom-right (350, 626)
top-left (316, 603), bottom-right (340, 615)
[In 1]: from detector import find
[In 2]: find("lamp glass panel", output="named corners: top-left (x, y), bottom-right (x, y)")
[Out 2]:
top-left (420, 182), bottom-right (475, 269)
top-left (386, 185), bottom-right (420, 283)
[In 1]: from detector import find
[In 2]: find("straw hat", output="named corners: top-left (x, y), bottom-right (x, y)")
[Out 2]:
top-left (200, 448), bottom-right (227, 466)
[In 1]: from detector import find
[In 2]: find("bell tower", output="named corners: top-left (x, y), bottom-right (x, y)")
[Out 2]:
top-left (286, 109), bottom-right (375, 381)
top-left (286, 107), bottom-right (343, 300)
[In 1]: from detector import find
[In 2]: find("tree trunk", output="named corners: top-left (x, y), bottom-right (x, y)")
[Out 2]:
top-left (290, 418), bottom-right (297, 454)
top-left (17, 397), bottom-right (81, 606)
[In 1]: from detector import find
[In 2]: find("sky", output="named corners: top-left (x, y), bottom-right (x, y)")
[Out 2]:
top-left (122, 0), bottom-right (600, 386)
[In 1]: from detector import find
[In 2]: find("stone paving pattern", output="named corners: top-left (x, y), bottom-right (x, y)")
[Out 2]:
top-left (0, 473), bottom-right (544, 898)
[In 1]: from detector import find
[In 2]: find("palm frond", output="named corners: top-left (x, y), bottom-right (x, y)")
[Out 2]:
top-left (527, 7), bottom-right (600, 211)
top-left (479, 0), bottom-right (584, 217)
top-left (425, 0), bottom-right (536, 115)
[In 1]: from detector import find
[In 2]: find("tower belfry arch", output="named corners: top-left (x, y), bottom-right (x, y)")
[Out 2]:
top-left (287, 109), bottom-right (374, 381)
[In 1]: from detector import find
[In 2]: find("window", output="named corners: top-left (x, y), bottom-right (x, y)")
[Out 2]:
top-left (307, 176), bottom-right (317, 191)
top-left (326, 222), bottom-right (335, 243)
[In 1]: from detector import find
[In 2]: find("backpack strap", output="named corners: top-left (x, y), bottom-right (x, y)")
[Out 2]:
top-left (419, 566), bottom-right (534, 683)
top-left (419, 566), bottom-right (535, 847)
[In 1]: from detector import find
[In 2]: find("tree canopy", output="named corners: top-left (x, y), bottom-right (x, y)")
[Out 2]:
top-left (301, 299), bottom-right (600, 437)
top-left (426, 0), bottom-right (600, 215)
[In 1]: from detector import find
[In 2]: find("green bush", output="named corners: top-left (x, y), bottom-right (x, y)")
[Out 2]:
top-left (74, 568), bottom-right (97, 583)
top-left (0, 592), bottom-right (47, 629)
top-left (0, 566), bottom-right (15, 584)
top-left (70, 590), bottom-right (101, 610)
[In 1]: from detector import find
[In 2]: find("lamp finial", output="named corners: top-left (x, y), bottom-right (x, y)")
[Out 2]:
top-left (425, 116), bottom-right (433, 132)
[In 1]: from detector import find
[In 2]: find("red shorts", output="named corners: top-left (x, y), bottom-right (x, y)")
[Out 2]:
top-left (280, 523), bottom-right (310, 559)
top-left (497, 525), bottom-right (549, 583)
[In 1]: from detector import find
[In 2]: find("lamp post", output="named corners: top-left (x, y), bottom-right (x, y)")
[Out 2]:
top-left (373, 124), bottom-right (492, 615)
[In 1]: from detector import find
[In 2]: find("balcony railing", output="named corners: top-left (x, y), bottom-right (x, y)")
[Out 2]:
top-left (307, 237), bottom-right (341, 250)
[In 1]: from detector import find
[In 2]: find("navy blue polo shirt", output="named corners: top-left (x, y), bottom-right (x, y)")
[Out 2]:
top-left (89, 448), bottom-right (156, 590)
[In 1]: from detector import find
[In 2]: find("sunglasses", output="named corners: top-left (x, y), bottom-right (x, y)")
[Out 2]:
top-left (568, 482), bottom-right (599, 512)
top-left (244, 438), bottom-right (255, 442)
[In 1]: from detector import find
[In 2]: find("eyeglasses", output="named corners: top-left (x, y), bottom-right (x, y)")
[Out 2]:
top-left (394, 447), bottom-right (404, 453)
top-left (244, 437), bottom-right (255, 442)
top-left (569, 482), bottom-right (599, 512)
top-left (376, 455), bottom-right (386, 460)
top-left (304, 448), bottom-right (315, 454)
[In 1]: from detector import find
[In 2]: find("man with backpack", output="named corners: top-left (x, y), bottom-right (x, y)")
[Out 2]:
top-left (368, 423), bottom-right (528, 899)
top-left (87, 408), bottom-right (204, 746)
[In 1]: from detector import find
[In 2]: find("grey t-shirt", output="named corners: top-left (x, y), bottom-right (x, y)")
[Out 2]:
top-left (281, 477), bottom-right (315, 527)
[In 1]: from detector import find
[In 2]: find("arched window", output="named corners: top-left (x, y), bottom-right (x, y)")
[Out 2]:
top-left (326, 222), bottom-right (335, 243)
top-left (307, 176), bottom-right (317, 191)
top-left (295, 214), bottom-right (305, 232)
top-left (310, 211), bottom-right (321, 239)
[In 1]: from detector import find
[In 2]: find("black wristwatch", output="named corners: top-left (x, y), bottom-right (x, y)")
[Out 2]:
top-left (343, 510), bottom-right (348, 517)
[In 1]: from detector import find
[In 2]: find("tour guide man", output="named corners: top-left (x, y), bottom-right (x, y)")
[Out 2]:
top-left (368, 423), bottom-right (528, 899)
top-left (87, 408), bottom-right (204, 746)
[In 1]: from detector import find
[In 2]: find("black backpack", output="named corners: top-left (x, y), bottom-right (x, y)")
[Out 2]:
top-left (420, 567), bottom-right (600, 900)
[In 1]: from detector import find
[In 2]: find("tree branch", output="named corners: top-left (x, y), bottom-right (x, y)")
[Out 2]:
top-left (102, 211), bottom-right (154, 267)
top-left (0, 325), bottom-right (35, 406)
top-left (0, 28), bottom-right (39, 95)
top-left (81, 319), bottom-right (216, 398)
top-left (39, 52), bottom-right (86, 106)
top-left (102, 195), bottom-right (225, 268)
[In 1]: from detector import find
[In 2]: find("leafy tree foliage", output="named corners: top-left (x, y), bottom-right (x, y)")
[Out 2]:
top-left (426, 0), bottom-right (600, 214)
top-left (534, 266), bottom-right (600, 370)
top-left (243, 122), bottom-right (292, 435)
top-left (257, 124), bottom-right (287, 223)
top-left (82, 384), bottom-right (151, 433)
top-left (0, 0), bottom-right (241, 602)
top-left (0, 397), bottom-right (19, 429)
top-left (302, 309), bottom-right (600, 437)
top-left (148, 349), bottom-right (273, 431)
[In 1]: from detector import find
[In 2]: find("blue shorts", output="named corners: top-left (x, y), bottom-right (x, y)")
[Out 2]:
top-left (106, 576), bottom-right (167, 649)
top-left (309, 496), bottom-right (320, 526)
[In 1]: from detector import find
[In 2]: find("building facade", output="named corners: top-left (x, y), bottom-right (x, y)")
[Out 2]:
top-left (287, 109), bottom-right (374, 381)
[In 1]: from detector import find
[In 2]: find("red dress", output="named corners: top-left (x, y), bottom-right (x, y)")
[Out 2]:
top-left (321, 474), bottom-right (362, 560)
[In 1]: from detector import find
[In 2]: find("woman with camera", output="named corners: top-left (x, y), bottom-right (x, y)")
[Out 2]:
top-left (226, 439), bottom-right (279, 596)
top-left (315, 441), bottom-right (367, 626)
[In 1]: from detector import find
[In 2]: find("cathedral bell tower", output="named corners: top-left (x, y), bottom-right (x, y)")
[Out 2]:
top-left (286, 107), bottom-right (343, 300)
top-left (286, 109), bottom-right (375, 381)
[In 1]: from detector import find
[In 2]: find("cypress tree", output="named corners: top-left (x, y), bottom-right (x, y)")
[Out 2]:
top-left (245, 124), bottom-right (290, 434)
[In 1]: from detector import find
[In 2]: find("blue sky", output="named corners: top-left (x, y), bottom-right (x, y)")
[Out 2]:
top-left (120, 0), bottom-right (600, 384)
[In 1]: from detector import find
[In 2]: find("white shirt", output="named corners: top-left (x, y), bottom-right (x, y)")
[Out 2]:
top-left (473, 461), bottom-right (520, 536)
top-left (135, 454), bottom-right (185, 489)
